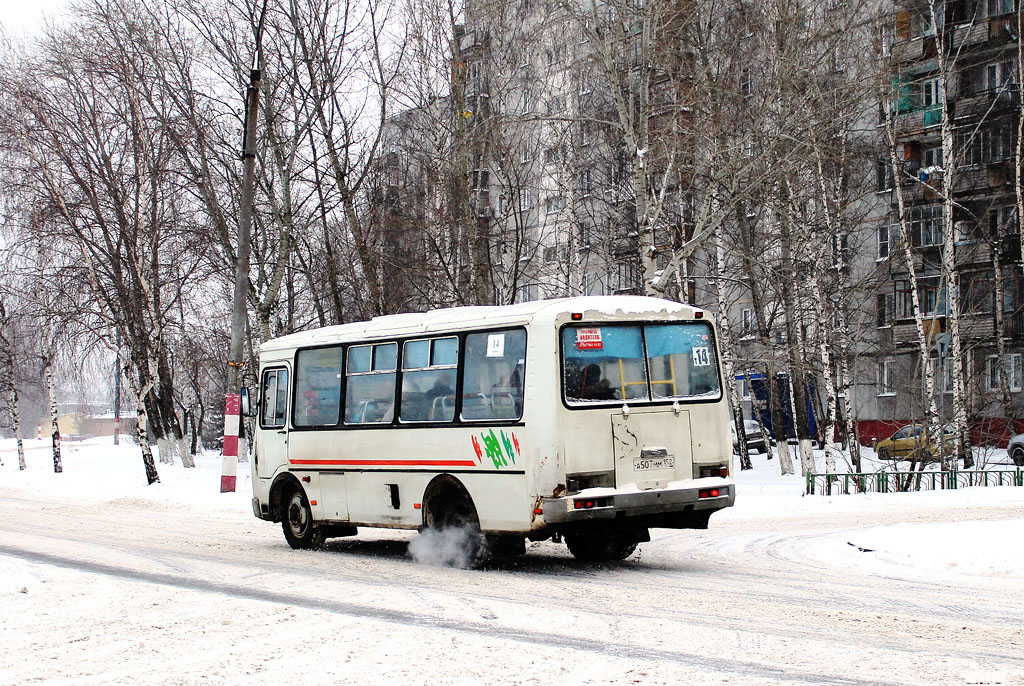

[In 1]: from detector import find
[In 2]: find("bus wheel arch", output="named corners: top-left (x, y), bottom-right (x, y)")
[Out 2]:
top-left (269, 473), bottom-right (303, 522)
top-left (272, 475), bottom-right (325, 550)
top-left (421, 474), bottom-right (480, 532)
top-left (420, 474), bottom-right (485, 566)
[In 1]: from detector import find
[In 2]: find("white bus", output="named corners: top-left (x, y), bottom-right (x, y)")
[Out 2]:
top-left (248, 295), bottom-right (735, 562)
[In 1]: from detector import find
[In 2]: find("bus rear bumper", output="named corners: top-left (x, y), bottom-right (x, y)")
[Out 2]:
top-left (540, 479), bottom-right (734, 528)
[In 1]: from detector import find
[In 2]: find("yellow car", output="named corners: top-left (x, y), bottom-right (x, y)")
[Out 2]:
top-left (875, 424), bottom-right (955, 462)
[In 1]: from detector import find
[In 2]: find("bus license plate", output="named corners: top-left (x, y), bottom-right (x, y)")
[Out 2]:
top-left (634, 456), bottom-right (675, 471)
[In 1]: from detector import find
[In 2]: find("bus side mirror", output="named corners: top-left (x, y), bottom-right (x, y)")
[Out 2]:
top-left (240, 387), bottom-right (255, 417)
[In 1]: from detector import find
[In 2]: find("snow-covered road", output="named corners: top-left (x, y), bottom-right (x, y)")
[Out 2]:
top-left (2, 490), bottom-right (1022, 686)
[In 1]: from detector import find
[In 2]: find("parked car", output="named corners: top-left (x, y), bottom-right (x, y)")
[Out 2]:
top-left (875, 424), bottom-right (954, 462)
top-left (1006, 434), bottom-right (1024, 466)
top-left (731, 419), bottom-right (768, 454)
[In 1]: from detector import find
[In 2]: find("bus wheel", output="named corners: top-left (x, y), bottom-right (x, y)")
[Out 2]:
top-left (565, 529), bottom-right (639, 562)
top-left (422, 477), bottom-right (484, 567)
top-left (282, 487), bottom-right (325, 550)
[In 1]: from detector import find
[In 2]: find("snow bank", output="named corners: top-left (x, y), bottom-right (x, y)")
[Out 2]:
top-left (0, 436), bottom-right (252, 512)
top-left (836, 519), bottom-right (1024, 579)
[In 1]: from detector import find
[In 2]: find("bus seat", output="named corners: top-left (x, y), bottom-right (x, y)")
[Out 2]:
top-left (429, 395), bottom-right (455, 421)
top-left (490, 392), bottom-right (516, 419)
top-left (463, 393), bottom-right (489, 419)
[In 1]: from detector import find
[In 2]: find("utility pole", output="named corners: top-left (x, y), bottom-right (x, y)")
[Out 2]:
top-left (221, 3), bottom-right (267, 493)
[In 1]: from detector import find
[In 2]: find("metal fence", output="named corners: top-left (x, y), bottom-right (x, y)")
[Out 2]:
top-left (805, 469), bottom-right (1024, 495)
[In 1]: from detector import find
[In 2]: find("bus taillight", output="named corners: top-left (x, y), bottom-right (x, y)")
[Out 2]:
top-left (573, 497), bottom-right (609, 510)
top-left (698, 488), bottom-right (721, 499)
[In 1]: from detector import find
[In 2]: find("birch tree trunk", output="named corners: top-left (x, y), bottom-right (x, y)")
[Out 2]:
top-left (42, 343), bottom-right (62, 474)
top-left (124, 365), bottom-right (160, 485)
top-left (0, 299), bottom-right (26, 470)
top-left (929, 0), bottom-right (972, 467)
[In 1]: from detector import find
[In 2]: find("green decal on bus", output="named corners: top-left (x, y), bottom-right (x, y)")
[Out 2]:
top-left (472, 430), bottom-right (520, 468)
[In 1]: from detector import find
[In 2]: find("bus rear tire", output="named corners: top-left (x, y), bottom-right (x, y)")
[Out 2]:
top-left (282, 487), bottom-right (325, 550)
top-left (422, 476), bottom-right (484, 567)
top-left (565, 529), bottom-right (640, 562)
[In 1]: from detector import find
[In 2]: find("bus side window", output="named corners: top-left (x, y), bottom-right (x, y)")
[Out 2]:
top-left (345, 343), bottom-right (397, 424)
top-left (461, 329), bottom-right (527, 421)
top-left (294, 347), bottom-right (343, 427)
top-left (400, 337), bottom-right (458, 423)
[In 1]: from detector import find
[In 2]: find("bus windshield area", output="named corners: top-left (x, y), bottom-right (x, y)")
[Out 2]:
top-left (561, 323), bottom-right (720, 405)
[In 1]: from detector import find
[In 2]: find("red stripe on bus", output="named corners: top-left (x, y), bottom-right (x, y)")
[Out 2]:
top-left (288, 459), bottom-right (479, 467)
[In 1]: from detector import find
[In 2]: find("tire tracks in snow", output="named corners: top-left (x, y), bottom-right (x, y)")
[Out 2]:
top-left (0, 542), bottom-right (898, 686)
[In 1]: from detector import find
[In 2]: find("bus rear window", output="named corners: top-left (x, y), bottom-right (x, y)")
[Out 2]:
top-left (562, 323), bottom-right (720, 405)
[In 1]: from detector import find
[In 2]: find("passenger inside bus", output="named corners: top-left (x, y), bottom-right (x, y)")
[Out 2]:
top-left (580, 363), bottom-right (617, 400)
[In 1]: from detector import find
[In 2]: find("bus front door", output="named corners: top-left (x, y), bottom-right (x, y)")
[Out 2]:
top-left (256, 366), bottom-right (291, 480)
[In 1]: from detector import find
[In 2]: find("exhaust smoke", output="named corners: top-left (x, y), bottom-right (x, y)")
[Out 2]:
top-left (408, 527), bottom-right (481, 568)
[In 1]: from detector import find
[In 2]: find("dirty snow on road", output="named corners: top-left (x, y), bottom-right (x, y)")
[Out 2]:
top-left (2, 437), bottom-right (1024, 685)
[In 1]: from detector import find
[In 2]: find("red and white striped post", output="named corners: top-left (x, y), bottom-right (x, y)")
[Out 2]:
top-left (36, 424), bottom-right (42, 441)
top-left (220, 394), bottom-right (241, 493)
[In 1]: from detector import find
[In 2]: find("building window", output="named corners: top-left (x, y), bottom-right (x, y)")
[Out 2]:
top-left (546, 44), bottom-right (565, 66)
top-left (920, 78), bottom-right (941, 109)
top-left (877, 358), bottom-right (896, 395)
top-left (922, 146), bottom-right (943, 168)
top-left (544, 246), bottom-right (557, 263)
top-left (877, 292), bottom-right (895, 326)
top-left (578, 167), bottom-right (592, 196)
top-left (1010, 354), bottom-right (1023, 392)
top-left (545, 194), bottom-right (566, 214)
top-left (984, 0), bottom-right (1013, 17)
top-left (522, 90), bottom-right (533, 114)
top-left (986, 355), bottom-right (1002, 391)
top-left (877, 225), bottom-right (890, 259)
top-left (958, 127), bottom-right (1014, 167)
top-left (909, 205), bottom-right (944, 247)
top-left (963, 272), bottom-right (994, 313)
top-left (518, 189), bottom-right (533, 212)
top-left (547, 96), bottom-right (563, 114)
top-left (989, 206), bottom-right (1020, 237)
top-left (876, 159), bottom-right (893, 192)
top-left (544, 147), bottom-right (561, 164)
top-left (741, 308), bottom-right (755, 334)
top-left (982, 353), bottom-right (1021, 393)
top-left (519, 283), bottom-right (537, 303)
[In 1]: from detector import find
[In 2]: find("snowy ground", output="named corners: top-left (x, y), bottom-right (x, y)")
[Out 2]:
top-left (2, 437), bottom-right (1024, 685)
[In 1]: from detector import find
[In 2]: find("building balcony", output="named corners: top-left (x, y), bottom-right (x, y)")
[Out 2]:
top-left (953, 86), bottom-right (1020, 123)
top-left (961, 312), bottom-right (996, 340)
top-left (951, 21), bottom-right (989, 50)
top-left (1006, 311), bottom-right (1024, 339)
top-left (954, 162), bottom-right (1015, 193)
top-left (895, 106), bottom-right (942, 135)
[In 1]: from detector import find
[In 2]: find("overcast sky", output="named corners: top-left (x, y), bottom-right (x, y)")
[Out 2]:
top-left (0, 0), bottom-right (70, 36)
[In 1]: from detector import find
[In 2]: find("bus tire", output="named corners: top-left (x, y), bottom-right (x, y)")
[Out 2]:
top-left (565, 529), bottom-right (639, 562)
top-left (282, 485), bottom-right (325, 550)
top-left (421, 475), bottom-right (484, 567)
